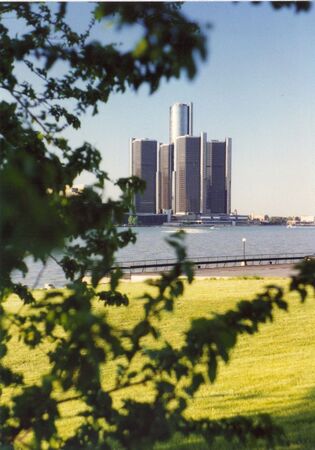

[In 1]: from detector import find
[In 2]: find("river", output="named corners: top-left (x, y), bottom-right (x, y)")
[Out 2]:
top-left (12, 225), bottom-right (315, 287)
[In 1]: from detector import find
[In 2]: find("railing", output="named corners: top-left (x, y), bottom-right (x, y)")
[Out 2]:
top-left (113, 252), bottom-right (310, 274)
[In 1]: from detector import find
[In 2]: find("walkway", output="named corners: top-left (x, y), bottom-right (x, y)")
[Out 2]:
top-left (124, 263), bottom-right (298, 282)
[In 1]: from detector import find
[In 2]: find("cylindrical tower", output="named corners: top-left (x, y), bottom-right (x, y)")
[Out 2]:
top-left (169, 103), bottom-right (193, 144)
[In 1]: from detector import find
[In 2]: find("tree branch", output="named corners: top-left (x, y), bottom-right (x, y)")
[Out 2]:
top-left (9, 89), bottom-right (49, 134)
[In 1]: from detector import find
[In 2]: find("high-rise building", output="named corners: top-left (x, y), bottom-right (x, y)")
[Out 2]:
top-left (200, 132), bottom-right (207, 214)
top-left (130, 103), bottom-right (232, 217)
top-left (175, 135), bottom-right (201, 214)
top-left (202, 138), bottom-right (232, 214)
top-left (130, 138), bottom-right (158, 213)
top-left (169, 103), bottom-right (193, 144)
top-left (158, 143), bottom-right (173, 211)
top-left (225, 138), bottom-right (232, 214)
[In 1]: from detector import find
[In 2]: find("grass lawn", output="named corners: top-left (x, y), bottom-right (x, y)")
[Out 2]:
top-left (3, 277), bottom-right (315, 449)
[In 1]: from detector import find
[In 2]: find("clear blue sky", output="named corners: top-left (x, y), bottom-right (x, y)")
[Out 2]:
top-left (10, 2), bottom-right (315, 216)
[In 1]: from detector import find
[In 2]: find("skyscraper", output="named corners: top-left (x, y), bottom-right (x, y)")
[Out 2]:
top-left (225, 138), bottom-right (232, 214)
top-left (130, 103), bottom-right (232, 217)
top-left (169, 103), bottom-right (193, 144)
top-left (130, 138), bottom-right (158, 213)
top-left (175, 135), bottom-right (201, 214)
top-left (158, 143), bottom-right (173, 211)
top-left (200, 132), bottom-right (207, 214)
top-left (203, 139), bottom-right (232, 214)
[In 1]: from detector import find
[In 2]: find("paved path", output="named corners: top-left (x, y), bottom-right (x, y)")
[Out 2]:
top-left (126, 263), bottom-right (298, 282)
top-left (87, 264), bottom-right (298, 284)
top-left (194, 263), bottom-right (297, 278)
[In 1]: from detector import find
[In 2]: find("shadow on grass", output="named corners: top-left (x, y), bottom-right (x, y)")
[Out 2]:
top-left (154, 387), bottom-right (315, 450)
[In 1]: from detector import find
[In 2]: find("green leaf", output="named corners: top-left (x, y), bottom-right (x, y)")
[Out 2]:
top-left (133, 38), bottom-right (149, 58)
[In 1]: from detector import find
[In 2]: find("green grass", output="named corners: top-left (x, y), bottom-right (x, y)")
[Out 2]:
top-left (3, 278), bottom-right (315, 449)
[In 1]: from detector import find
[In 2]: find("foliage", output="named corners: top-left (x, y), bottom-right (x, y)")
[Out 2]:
top-left (128, 215), bottom-right (138, 227)
top-left (0, 2), bottom-right (314, 450)
top-left (250, 1), bottom-right (311, 13)
top-left (269, 1), bottom-right (311, 13)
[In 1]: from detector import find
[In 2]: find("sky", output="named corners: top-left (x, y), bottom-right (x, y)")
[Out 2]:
top-left (7, 2), bottom-right (315, 216)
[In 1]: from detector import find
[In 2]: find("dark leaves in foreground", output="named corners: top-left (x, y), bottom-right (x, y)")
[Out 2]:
top-left (0, 2), bottom-right (313, 449)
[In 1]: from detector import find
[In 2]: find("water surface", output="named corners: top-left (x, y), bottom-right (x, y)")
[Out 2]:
top-left (12, 226), bottom-right (315, 287)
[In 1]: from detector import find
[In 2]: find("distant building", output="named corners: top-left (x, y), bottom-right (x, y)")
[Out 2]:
top-left (169, 102), bottom-right (193, 144)
top-left (124, 213), bottom-right (168, 226)
top-left (300, 215), bottom-right (315, 223)
top-left (65, 184), bottom-right (85, 197)
top-left (158, 143), bottom-right (173, 211)
top-left (250, 213), bottom-right (266, 222)
top-left (130, 103), bottom-right (232, 218)
top-left (130, 138), bottom-right (158, 213)
top-left (175, 135), bottom-right (201, 214)
top-left (202, 138), bottom-right (232, 215)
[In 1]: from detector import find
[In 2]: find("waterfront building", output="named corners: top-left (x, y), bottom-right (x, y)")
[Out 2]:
top-left (130, 103), bottom-right (232, 216)
top-left (226, 137), bottom-right (232, 214)
top-left (200, 132), bottom-right (208, 214)
top-left (169, 102), bottom-right (193, 144)
top-left (65, 184), bottom-right (85, 197)
top-left (130, 138), bottom-right (158, 213)
top-left (202, 138), bottom-right (232, 214)
top-left (158, 143), bottom-right (173, 211)
top-left (175, 135), bottom-right (201, 214)
top-left (300, 215), bottom-right (315, 223)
